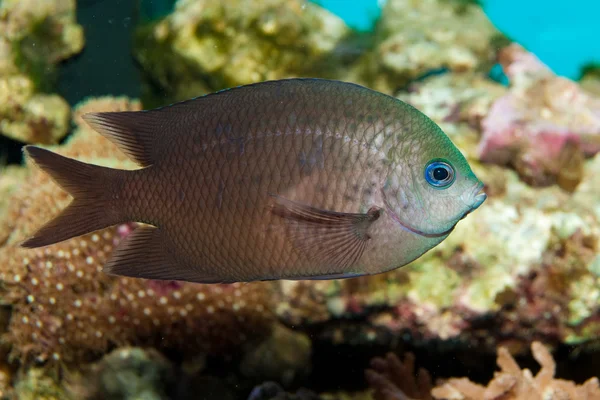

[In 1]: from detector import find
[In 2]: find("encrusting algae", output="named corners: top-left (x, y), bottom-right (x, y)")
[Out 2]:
top-left (0, 97), bottom-right (275, 364)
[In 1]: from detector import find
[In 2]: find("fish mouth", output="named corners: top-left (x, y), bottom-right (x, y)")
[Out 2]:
top-left (381, 181), bottom-right (487, 238)
top-left (381, 188), bottom-right (455, 239)
top-left (469, 181), bottom-right (487, 210)
top-left (459, 181), bottom-right (486, 220)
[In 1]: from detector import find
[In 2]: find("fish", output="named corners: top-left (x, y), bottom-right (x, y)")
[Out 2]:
top-left (20, 78), bottom-right (486, 283)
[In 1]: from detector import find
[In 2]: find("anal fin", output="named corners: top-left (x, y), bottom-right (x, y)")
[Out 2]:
top-left (105, 226), bottom-right (221, 283)
top-left (270, 195), bottom-right (381, 272)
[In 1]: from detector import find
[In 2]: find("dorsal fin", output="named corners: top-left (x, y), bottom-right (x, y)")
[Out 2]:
top-left (82, 111), bottom-right (164, 167)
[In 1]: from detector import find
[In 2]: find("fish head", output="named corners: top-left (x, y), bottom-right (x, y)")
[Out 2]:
top-left (382, 125), bottom-right (486, 238)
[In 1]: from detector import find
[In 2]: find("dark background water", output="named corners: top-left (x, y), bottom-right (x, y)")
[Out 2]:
top-left (60, 0), bottom-right (142, 104)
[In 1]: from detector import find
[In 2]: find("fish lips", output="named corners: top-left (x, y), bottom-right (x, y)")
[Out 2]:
top-left (459, 182), bottom-right (486, 220)
top-left (470, 181), bottom-right (487, 210)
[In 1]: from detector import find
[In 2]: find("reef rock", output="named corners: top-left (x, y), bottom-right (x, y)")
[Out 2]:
top-left (580, 66), bottom-right (600, 97)
top-left (397, 71), bottom-right (507, 157)
top-left (13, 367), bottom-right (67, 400)
top-left (0, 0), bottom-right (83, 144)
top-left (247, 382), bottom-right (322, 400)
top-left (67, 347), bottom-right (176, 400)
top-left (479, 44), bottom-right (600, 190)
top-left (133, 0), bottom-right (349, 103)
top-left (348, 0), bottom-right (505, 94)
top-left (240, 324), bottom-right (312, 387)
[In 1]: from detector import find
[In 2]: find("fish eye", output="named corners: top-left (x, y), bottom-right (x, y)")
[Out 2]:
top-left (424, 159), bottom-right (455, 189)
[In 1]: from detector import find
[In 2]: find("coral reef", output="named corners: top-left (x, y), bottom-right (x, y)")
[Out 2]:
top-left (478, 44), bottom-right (600, 189)
top-left (366, 352), bottom-right (433, 400)
top-left (432, 342), bottom-right (600, 400)
top-left (275, 83), bottom-right (600, 355)
top-left (366, 342), bottom-right (600, 400)
top-left (0, 165), bottom-right (27, 242)
top-left (347, 0), bottom-right (505, 94)
top-left (396, 71), bottom-right (507, 163)
top-left (0, 97), bottom-right (275, 365)
top-left (133, 0), bottom-right (349, 103)
top-left (66, 347), bottom-right (175, 400)
top-left (248, 382), bottom-right (322, 400)
top-left (240, 324), bottom-right (312, 387)
top-left (581, 66), bottom-right (600, 96)
top-left (0, 0), bottom-right (83, 144)
top-left (398, 72), bottom-right (507, 138)
top-left (1, 2), bottom-right (599, 397)
top-left (13, 367), bottom-right (68, 400)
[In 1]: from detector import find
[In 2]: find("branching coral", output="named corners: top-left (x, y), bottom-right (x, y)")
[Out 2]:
top-left (366, 352), bottom-right (433, 400)
top-left (0, 97), bottom-right (275, 364)
top-left (432, 342), bottom-right (600, 400)
top-left (366, 342), bottom-right (600, 400)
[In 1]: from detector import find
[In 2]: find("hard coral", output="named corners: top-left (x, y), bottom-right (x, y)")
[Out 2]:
top-left (0, 0), bottom-right (83, 144)
top-left (479, 44), bottom-right (600, 190)
top-left (0, 97), bottom-right (275, 364)
top-left (133, 0), bottom-right (349, 103)
top-left (366, 352), bottom-right (433, 400)
top-left (431, 342), bottom-right (600, 400)
top-left (366, 343), bottom-right (600, 400)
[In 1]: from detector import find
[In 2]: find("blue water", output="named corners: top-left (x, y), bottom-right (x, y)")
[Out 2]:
top-left (316, 0), bottom-right (600, 80)
top-left (314, 0), bottom-right (382, 31)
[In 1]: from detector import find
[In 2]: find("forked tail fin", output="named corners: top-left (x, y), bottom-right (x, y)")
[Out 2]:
top-left (20, 146), bottom-right (125, 248)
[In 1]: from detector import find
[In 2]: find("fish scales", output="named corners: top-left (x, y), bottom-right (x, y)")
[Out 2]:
top-left (20, 79), bottom-right (486, 283)
top-left (141, 80), bottom-right (400, 280)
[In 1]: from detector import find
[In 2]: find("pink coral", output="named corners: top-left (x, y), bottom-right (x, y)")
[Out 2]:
top-left (478, 44), bottom-right (600, 189)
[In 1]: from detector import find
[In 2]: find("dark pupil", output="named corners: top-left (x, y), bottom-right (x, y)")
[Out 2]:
top-left (433, 167), bottom-right (449, 181)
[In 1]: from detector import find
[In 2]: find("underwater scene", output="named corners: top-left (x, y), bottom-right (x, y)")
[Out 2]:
top-left (0, 0), bottom-right (600, 399)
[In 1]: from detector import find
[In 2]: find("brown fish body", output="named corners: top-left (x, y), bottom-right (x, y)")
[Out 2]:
top-left (21, 79), bottom-right (484, 283)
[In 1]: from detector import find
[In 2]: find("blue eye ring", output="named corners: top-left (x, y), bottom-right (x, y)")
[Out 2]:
top-left (424, 159), bottom-right (455, 189)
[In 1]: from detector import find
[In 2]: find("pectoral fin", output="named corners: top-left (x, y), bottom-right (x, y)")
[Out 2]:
top-left (270, 194), bottom-right (381, 271)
